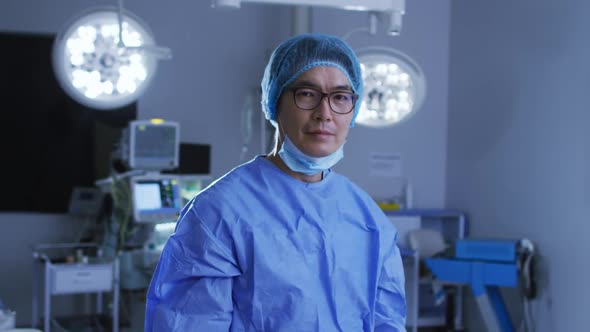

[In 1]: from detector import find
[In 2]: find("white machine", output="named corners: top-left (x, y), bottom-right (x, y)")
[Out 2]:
top-left (117, 119), bottom-right (180, 171)
top-left (130, 174), bottom-right (182, 223)
top-left (92, 118), bottom-right (210, 290)
top-left (122, 119), bottom-right (184, 224)
top-left (100, 118), bottom-right (183, 224)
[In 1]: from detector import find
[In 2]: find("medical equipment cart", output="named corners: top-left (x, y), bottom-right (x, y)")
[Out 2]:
top-left (386, 209), bottom-right (467, 331)
top-left (31, 243), bottom-right (119, 332)
top-left (399, 247), bottom-right (420, 332)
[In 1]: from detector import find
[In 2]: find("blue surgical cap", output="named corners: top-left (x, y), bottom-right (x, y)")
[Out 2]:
top-left (261, 33), bottom-right (364, 128)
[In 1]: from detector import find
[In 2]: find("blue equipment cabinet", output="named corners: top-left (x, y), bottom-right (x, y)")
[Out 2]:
top-left (426, 239), bottom-right (522, 332)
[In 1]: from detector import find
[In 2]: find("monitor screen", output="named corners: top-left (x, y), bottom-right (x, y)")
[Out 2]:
top-left (134, 125), bottom-right (177, 159)
top-left (130, 121), bottom-right (179, 171)
top-left (132, 177), bottom-right (181, 223)
top-left (134, 182), bottom-right (163, 210)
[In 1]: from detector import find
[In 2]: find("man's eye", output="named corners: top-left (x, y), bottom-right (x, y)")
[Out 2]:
top-left (296, 89), bottom-right (319, 98)
top-left (332, 93), bottom-right (352, 102)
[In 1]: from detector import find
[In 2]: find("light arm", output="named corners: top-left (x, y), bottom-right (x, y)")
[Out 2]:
top-left (211, 0), bottom-right (405, 35)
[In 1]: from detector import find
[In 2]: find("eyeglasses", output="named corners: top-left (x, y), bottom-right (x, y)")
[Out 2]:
top-left (289, 87), bottom-right (358, 114)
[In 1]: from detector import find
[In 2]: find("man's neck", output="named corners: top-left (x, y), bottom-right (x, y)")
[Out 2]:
top-left (265, 152), bottom-right (323, 183)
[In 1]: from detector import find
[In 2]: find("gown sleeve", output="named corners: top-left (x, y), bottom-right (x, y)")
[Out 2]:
top-left (374, 242), bottom-right (407, 332)
top-left (144, 206), bottom-right (241, 332)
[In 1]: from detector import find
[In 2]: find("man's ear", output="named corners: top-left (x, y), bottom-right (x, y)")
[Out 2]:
top-left (276, 118), bottom-right (285, 142)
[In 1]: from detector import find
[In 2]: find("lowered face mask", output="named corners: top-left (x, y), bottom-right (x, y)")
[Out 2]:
top-left (278, 135), bottom-right (344, 176)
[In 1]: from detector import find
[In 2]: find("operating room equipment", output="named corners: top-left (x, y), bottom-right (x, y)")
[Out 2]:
top-left (211, 0), bottom-right (406, 36)
top-left (94, 119), bottom-right (182, 253)
top-left (130, 175), bottom-right (182, 224)
top-left (94, 119), bottom-right (212, 290)
top-left (31, 243), bottom-right (120, 332)
top-left (67, 187), bottom-right (104, 219)
top-left (240, 91), bottom-right (255, 161)
top-left (0, 300), bottom-right (16, 330)
top-left (114, 176), bottom-right (177, 283)
top-left (387, 209), bottom-right (467, 331)
top-left (355, 47), bottom-right (426, 127)
top-left (115, 119), bottom-right (180, 171)
top-left (425, 238), bottom-right (537, 332)
top-left (52, 0), bottom-right (171, 110)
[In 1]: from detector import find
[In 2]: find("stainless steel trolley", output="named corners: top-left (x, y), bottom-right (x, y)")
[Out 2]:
top-left (31, 243), bottom-right (119, 332)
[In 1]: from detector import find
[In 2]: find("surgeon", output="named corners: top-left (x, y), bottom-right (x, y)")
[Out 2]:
top-left (145, 33), bottom-right (406, 331)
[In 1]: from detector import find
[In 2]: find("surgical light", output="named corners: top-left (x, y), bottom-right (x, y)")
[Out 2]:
top-left (53, 8), bottom-right (166, 110)
top-left (355, 47), bottom-right (426, 127)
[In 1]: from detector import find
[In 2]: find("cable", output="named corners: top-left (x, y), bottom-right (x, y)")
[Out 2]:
top-left (117, 0), bottom-right (125, 48)
top-left (515, 238), bottom-right (537, 332)
top-left (109, 172), bottom-right (134, 252)
top-left (72, 215), bottom-right (92, 243)
top-left (524, 298), bottom-right (535, 332)
top-left (340, 27), bottom-right (370, 43)
top-left (240, 92), bottom-right (254, 161)
top-left (51, 318), bottom-right (68, 332)
top-left (517, 296), bottom-right (536, 332)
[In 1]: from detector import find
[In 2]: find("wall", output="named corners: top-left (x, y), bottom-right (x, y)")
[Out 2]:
top-left (447, 0), bottom-right (590, 330)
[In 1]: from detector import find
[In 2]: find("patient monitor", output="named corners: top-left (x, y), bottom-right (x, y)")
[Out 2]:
top-left (120, 119), bottom-right (180, 171)
top-left (131, 175), bottom-right (181, 223)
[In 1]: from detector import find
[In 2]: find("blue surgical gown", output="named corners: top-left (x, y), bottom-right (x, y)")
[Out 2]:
top-left (145, 156), bottom-right (406, 331)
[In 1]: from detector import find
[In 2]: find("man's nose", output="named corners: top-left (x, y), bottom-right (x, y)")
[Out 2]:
top-left (313, 96), bottom-right (332, 120)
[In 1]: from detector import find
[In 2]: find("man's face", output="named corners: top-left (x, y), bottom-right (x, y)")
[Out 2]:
top-left (276, 66), bottom-right (354, 158)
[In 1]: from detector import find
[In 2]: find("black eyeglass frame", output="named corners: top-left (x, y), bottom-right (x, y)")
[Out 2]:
top-left (287, 87), bottom-right (359, 114)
